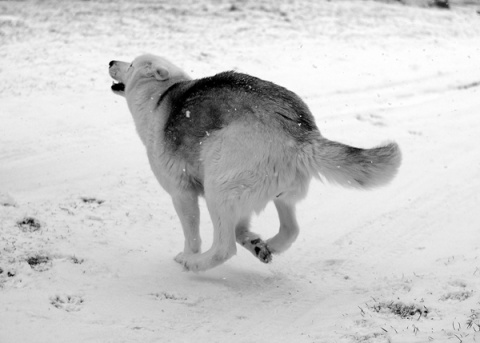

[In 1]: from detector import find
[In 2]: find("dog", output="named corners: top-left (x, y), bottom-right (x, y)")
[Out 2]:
top-left (108, 54), bottom-right (401, 272)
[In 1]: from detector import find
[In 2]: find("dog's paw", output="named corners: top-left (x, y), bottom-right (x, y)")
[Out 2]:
top-left (174, 252), bottom-right (199, 272)
top-left (174, 252), bottom-right (188, 269)
top-left (174, 250), bottom-right (235, 272)
top-left (174, 256), bottom-right (202, 273)
top-left (249, 238), bottom-right (272, 264)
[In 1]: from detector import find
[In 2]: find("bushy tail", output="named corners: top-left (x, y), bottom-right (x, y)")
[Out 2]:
top-left (306, 137), bottom-right (402, 189)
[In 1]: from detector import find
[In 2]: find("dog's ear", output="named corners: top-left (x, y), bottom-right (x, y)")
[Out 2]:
top-left (154, 67), bottom-right (169, 81)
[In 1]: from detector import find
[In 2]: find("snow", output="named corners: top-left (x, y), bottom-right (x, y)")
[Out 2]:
top-left (1, 0), bottom-right (480, 342)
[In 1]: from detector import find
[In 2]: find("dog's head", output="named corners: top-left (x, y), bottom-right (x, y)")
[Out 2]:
top-left (108, 54), bottom-right (190, 97)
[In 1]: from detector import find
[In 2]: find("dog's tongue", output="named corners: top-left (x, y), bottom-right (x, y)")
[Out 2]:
top-left (111, 82), bottom-right (125, 92)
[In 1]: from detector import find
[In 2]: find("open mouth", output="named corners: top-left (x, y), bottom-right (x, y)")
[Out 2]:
top-left (111, 81), bottom-right (125, 92)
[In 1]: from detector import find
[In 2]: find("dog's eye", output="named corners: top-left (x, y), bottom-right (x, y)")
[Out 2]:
top-left (128, 63), bottom-right (133, 69)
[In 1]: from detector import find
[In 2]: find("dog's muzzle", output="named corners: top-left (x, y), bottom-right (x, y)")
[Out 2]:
top-left (109, 61), bottom-right (126, 92)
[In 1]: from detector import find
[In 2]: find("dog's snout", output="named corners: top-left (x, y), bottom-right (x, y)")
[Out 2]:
top-left (109, 60), bottom-right (116, 68)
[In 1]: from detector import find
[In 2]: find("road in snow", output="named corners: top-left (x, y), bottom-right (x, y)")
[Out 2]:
top-left (1, 1), bottom-right (480, 342)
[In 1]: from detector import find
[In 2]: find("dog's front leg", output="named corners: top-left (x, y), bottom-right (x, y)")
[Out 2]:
top-left (176, 193), bottom-right (237, 272)
top-left (171, 191), bottom-right (201, 263)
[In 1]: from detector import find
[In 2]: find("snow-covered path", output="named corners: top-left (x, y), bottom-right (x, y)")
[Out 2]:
top-left (1, 1), bottom-right (480, 342)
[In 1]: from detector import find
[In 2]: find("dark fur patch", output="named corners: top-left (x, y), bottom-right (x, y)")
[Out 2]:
top-left (157, 83), bottom-right (180, 107)
top-left (163, 71), bottom-right (318, 154)
top-left (161, 72), bottom-right (320, 193)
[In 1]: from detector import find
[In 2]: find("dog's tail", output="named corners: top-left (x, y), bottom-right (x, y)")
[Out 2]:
top-left (302, 136), bottom-right (402, 189)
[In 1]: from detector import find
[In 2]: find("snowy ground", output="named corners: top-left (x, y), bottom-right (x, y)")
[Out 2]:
top-left (1, 1), bottom-right (480, 342)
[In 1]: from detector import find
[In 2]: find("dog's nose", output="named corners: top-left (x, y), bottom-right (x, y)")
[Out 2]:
top-left (109, 61), bottom-right (115, 68)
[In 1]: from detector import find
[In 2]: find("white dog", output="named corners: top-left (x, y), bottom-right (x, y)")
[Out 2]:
top-left (109, 54), bottom-right (401, 272)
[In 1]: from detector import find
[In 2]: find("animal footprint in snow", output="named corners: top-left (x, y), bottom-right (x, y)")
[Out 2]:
top-left (16, 217), bottom-right (42, 232)
top-left (0, 192), bottom-right (17, 207)
top-left (151, 292), bottom-right (202, 306)
top-left (151, 292), bottom-right (188, 302)
top-left (356, 113), bottom-right (387, 127)
top-left (440, 279), bottom-right (473, 302)
top-left (50, 294), bottom-right (84, 312)
top-left (80, 196), bottom-right (105, 206)
top-left (408, 130), bottom-right (423, 136)
top-left (26, 254), bottom-right (52, 272)
top-left (440, 291), bottom-right (473, 302)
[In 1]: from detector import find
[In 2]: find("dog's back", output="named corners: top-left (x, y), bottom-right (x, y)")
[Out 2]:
top-left (162, 71), bottom-right (400, 193)
top-left (163, 71), bottom-right (318, 152)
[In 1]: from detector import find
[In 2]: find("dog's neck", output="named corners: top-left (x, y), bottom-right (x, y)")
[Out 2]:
top-left (127, 78), bottom-right (190, 149)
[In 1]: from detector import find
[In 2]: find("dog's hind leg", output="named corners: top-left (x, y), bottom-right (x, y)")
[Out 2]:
top-left (171, 191), bottom-right (201, 263)
top-left (175, 193), bottom-right (238, 272)
top-left (266, 199), bottom-right (300, 254)
top-left (235, 217), bottom-right (272, 263)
